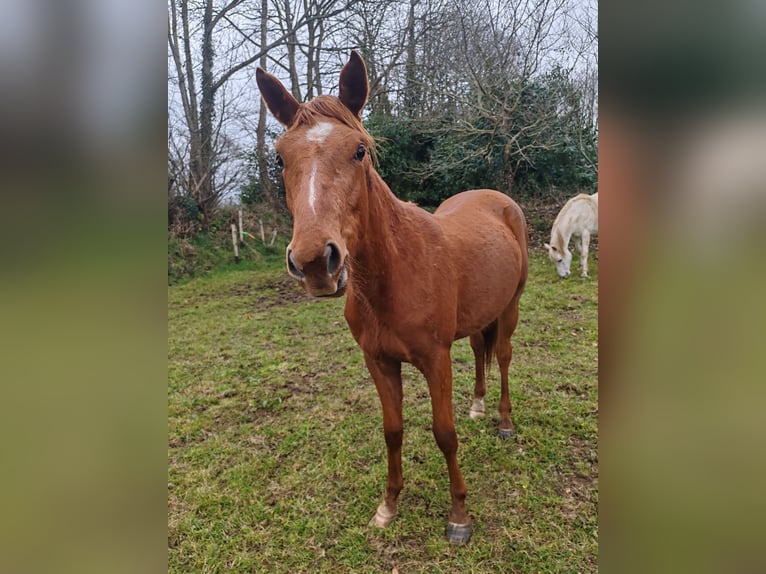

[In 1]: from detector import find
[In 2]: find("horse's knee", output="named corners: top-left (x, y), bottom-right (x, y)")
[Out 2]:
top-left (432, 424), bottom-right (458, 455)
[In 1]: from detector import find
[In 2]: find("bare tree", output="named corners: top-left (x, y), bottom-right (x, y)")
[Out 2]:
top-left (400, 0), bottom-right (596, 187)
top-left (168, 0), bottom-right (596, 221)
top-left (168, 0), bottom-right (249, 225)
top-left (168, 0), bottom-right (365, 223)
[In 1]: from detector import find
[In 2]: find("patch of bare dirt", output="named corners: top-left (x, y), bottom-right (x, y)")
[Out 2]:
top-left (557, 382), bottom-right (587, 396)
top-left (280, 376), bottom-right (322, 397)
top-left (519, 198), bottom-right (561, 249)
top-left (253, 275), bottom-right (314, 309)
top-left (517, 339), bottom-right (549, 349)
top-left (557, 435), bottom-right (599, 525)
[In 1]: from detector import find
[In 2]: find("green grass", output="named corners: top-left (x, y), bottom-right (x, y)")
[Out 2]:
top-left (168, 249), bottom-right (598, 573)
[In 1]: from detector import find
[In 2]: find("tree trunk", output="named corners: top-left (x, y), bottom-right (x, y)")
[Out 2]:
top-left (197, 0), bottom-right (217, 225)
top-left (305, 0), bottom-right (316, 99)
top-left (256, 0), bottom-right (275, 206)
top-left (402, 0), bottom-right (418, 117)
top-left (284, 0), bottom-right (302, 100)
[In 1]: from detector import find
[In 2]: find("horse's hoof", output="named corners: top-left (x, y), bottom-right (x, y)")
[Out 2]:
top-left (497, 428), bottom-right (516, 439)
top-left (469, 398), bottom-right (485, 419)
top-left (469, 410), bottom-right (485, 419)
top-left (445, 522), bottom-right (472, 544)
top-left (369, 502), bottom-right (396, 528)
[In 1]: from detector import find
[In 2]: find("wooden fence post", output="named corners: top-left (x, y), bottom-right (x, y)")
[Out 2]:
top-left (231, 224), bottom-right (239, 263)
top-left (238, 209), bottom-right (244, 246)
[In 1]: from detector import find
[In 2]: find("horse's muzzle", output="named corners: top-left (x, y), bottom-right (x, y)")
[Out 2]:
top-left (286, 242), bottom-right (348, 297)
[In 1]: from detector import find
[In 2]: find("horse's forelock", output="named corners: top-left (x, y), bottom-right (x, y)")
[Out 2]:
top-left (291, 95), bottom-right (377, 162)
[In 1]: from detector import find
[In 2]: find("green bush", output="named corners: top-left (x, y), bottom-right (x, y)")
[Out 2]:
top-left (167, 205), bottom-right (291, 285)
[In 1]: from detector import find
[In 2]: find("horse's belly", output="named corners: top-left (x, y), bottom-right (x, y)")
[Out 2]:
top-left (435, 191), bottom-right (525, 338)
top-left (452, 238), bottom-right (522, 338)
top-left (454, 282), bottom-right (519, 338)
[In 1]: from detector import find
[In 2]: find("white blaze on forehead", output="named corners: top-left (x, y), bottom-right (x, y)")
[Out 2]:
top-left (305, 122), bottom-right (334, 144)
top-left (308, 160), bottom-right (318, 215)
top-left (304, 123), bottom-right (333, 216)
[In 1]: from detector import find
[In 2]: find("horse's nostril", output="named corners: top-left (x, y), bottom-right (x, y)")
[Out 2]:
top-left (287, 249), bottom-right (305, 280)
top-left (325, 242), bottom-right (342, 276)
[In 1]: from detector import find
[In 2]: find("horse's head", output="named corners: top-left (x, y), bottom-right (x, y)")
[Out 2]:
top-left (544, 243), bottom-right (572, 278)
top-left (256, 52), bottom-right (373, 297)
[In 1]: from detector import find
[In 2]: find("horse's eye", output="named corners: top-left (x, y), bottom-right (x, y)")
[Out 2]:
top-left (275, 153), bottom-right (284, 168)
top-left (354, 144), bottom-right (366, 161)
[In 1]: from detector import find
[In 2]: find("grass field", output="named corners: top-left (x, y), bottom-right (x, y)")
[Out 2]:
top-left (168, 249), bottom-right (598, 573)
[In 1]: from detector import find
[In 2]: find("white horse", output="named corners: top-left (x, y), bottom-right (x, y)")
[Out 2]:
top-left (545, 192), bottom-right (598, 278)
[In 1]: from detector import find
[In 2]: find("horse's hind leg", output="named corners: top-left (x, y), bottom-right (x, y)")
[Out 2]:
top-left (496, 301), bottom-right (520, 439)
top-left (469, 332), bottom-right (486, 419)
top-left (580, 230), bottom-right (591, 277)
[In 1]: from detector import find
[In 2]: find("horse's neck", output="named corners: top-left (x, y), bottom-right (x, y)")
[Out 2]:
top-left (349, 167), bottom-right (412, 292)
top-left (359, 168), bottom-right (405, 255)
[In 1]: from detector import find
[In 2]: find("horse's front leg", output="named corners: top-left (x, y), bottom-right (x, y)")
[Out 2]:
top-left (419, 348), bottom-right (472, 544)
top-left (364, 353), bottom-right (404, 529)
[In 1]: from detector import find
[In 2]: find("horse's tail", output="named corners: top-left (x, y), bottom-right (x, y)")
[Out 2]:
top-left (481, 320), bottom-right (498, 375)
top-left (503, 200), bottom-right (529, 299)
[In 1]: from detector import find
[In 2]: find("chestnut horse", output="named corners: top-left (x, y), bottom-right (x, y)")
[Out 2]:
top-left (256, 52), bottom-right (528, 544)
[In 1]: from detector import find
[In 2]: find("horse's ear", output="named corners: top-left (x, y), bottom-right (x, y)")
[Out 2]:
top-left (338, 51), bottom-right (368, 117)
top-left (256, 67), bottom-right (300, 126)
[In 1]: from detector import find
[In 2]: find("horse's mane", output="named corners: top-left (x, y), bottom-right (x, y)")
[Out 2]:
top-left (550, 209), bottom-right (568, 253)
top-left (291, 95), bottom-right (378, 163)
top-left (551, 227), bottom-right (567, 253)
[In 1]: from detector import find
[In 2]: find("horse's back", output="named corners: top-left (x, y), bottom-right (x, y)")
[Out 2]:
top-left (434, 189), bottom-right (528, 338)
top-left (434, 189), bottom-right (526, 250)
top-left (557, 193), bottom-right (598, 235)
top-left (435, 189), bottom-right (522, 228)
